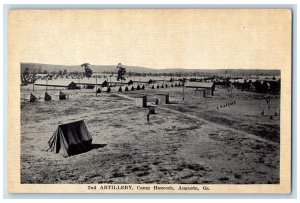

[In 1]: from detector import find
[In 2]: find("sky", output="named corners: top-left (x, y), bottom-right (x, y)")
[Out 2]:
top-left (9, 9), bottom-right (291, 69)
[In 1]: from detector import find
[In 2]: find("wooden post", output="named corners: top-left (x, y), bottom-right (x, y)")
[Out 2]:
top-left (96, 76), bottom-right (98, 96)
top-left (182, 82), bottom-right (185, 101)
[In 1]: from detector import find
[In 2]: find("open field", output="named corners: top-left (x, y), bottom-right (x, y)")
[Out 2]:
top-left (21, 85), bottom-right (280, 184)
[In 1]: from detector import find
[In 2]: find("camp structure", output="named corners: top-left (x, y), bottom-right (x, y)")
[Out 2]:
top-left (135, 95), bottom-right (147, 108)
top-left (155, 93), bottom-right (170, 105)
top-left (140, 84), bottom-right (145, 90)
top-left (156, 84), bottom-right (160, 89)
top-left (48, 120), bottom-right (93, 156)
top-left (102, 87), bottom-right (111, 93)
top-left (35, 80), bottom-right (80, 90)
top-left (132, 77), bottom-right (153, 85)
top-left (27, 93), bottom-right (38, 102)
top-left (57, 90), bottom-right (68, 100)
top-left (128, 85), bottom-right (134, 91)
top-left (44, 92), bottom-right (52, 101)
top-left (133, 84), bottom-right (141, 90)
top-left (185, 82), bottom-right (216, 96)
top-left (76, 78), bottom-right (108, 88)
top-left (121, 86), bottom-right (129, 91)
top-left (115, 86), bottom-right (122, 92)
top-left (96, 88), bottom-right (101, 93)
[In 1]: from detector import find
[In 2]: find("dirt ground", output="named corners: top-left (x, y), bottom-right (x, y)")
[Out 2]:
top-left (20, 85), bottom-right (280, 184)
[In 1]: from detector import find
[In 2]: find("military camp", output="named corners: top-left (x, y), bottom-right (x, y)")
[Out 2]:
top-left (20, 63), bottom-right (280, 185)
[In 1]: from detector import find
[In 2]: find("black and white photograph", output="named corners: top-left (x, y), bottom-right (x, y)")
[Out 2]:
top-left (8, 9), bottom-right (292, 193)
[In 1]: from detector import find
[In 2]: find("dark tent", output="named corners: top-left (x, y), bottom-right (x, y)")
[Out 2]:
top-left (96, 88), bottom-right (101, 93)
top-left (68, 81), bottom-right (80, 89)
top-left (102, 80), bottom-right (108, 87)
top-left (29, 93), bottom-right (38, 102)
top-left (121, 86), bottom-right (129, 91)
top-left (141, 85), bottom-right (145, 90)
top-left (48, 120), bottom-right (93, 156)
top-left (59, 91), bottom-right (67, 100)
top-left (116, 86), bottom-right (122, 92)
top-left (102, 87), bottom-right (111, 93)
top-left (44, 92), bottom-right (52, 101)
top-left (128, 85), bottom-right (134, 91)
top-left (135, 85), bottom-right (141, 90)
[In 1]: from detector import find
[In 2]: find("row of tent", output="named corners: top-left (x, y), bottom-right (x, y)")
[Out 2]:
top-left (96, 82), bottom-right (183, 93)
top-left (25, 82), bottom-right (184, 102)
top-left (150, 82), bottom-right (183, 89)
top-left (26, 91), bottom-right (68, 102)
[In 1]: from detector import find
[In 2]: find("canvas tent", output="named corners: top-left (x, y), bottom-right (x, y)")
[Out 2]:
top-left (133, 84), bottom-right (141, 90)
top-left (128, 85), bottom-right (134, 91)
top-left (44, 92), bottom-right (52, 101)
top-left (115, 86), bottom-right (122, 92)
top-left (58, 91), bottom-right (67, 100)
top-left (28, 93), bottom-right (38, 102)
top-left (102, 87), bottom-right (111, 93)
top-left (48, 120), bottom-right (93, 156)
top-left (121, 86), bottom-right (129, 91)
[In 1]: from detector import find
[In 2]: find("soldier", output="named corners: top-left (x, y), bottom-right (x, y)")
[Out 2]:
top-left (147, 113), bottom-right (150, 124)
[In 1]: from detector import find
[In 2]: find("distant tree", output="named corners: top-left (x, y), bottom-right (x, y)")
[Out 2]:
top-left (37, 67), bottom-right (42, 74)
top-left (63, 69), bottom-right (68, 75)
top-left (175, 72), bottom-right (182, 77)
top-left (23, 67), bottom-right (30, 76)
top-left (58, 70), bottom-right (63, 75)
top-left (43, 70), bottom-right (48, 74)
top-left (81, 63), bottom-right (93, 79)
top-left (116, 63), bottom-right (126, 83)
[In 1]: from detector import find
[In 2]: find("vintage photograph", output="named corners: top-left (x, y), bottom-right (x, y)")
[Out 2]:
top-left (8, 9), bottom-right (291, 193)
top-left (21, 64), bottom-right (280, 184)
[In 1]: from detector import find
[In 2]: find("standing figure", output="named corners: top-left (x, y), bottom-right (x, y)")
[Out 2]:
top-left (147, 113), bottom-right (150, 124)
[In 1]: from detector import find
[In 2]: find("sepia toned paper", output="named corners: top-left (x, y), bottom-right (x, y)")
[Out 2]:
top-left (8, 9), bottom-right (291, 193)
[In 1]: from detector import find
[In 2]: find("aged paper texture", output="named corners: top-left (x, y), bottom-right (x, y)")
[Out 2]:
top-left (8, 9), bottom-right (291, 193)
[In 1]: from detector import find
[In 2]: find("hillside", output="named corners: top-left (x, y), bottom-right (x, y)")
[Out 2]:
top-left (20, 63), bottom-right (280, 76)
